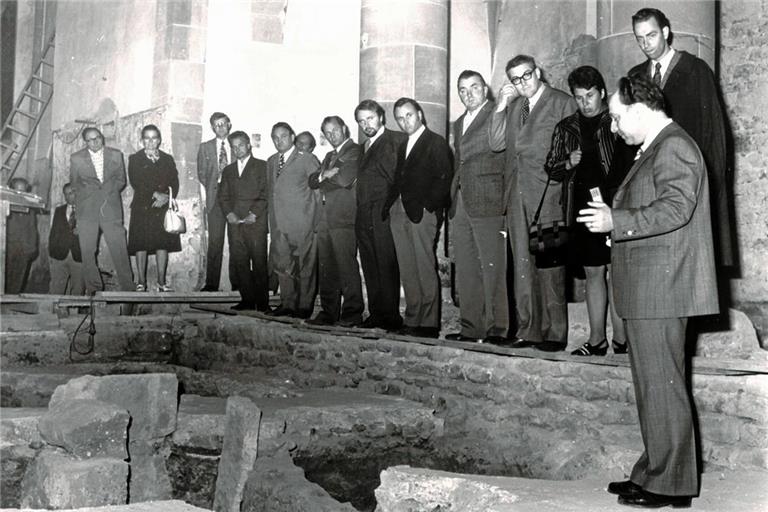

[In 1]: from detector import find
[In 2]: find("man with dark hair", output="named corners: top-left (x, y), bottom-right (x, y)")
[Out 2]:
top-left (629, 7), bottom-right (732, 267)
top-left (267, 121), bottom-right (319, 318)
top-left (295, 131), bottom-right (316, 153)
top-left (307, 116), bottom-right (364, 327)
top-left (389, 97), bottom-right (453, 338)
top-left (69, 127), bottom-right (133, 294)
top-left (218, 131), bottom-right (270, 311)
top-left (197, 111), bottom-right (237, 291)
top-left (489, 55), bottom-right (577, 351)
top-left (446, 70), bottom-right (508, 343)
top-left (48, 183), bottom-right (84, 295)
top-left (354, 99), bottom-right (406, 331)
top-left (578, 73), bottom-right (718, 509)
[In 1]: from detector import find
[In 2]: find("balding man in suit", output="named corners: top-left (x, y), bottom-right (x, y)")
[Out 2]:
top-left (69, 127), bottom-right (133, 294)
top-left (489, 55), bottom-right (577, 351)
top-left (445, 70), bottom-right (508, 344)
top-left (579, 74), bottom-right (718, 509)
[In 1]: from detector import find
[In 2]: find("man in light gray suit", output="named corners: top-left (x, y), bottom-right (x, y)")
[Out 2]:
top-left (489, 55), bottom-right (576, 351)
top-left (579, 74), bottom-right (718, 509)
top-left (445, 70), bottom-right (508, 344)
top-left (197, 112), bottom-right (237, 291)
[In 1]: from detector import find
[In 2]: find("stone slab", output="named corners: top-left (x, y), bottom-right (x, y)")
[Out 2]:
top-left (375, 466), bottom-right (768, 512)
top-left (127, 440), bottom-right (173, 503)
top-left (20, 450), bottom-right (128, 509)
top-left (172, 394), bottom-right (226, 451)
top-left (48, 373), bottom-right (178, 441)
top-left (38, 399), bottom-right (129, 459)
top-left (0, 407), bottom-right (46, 446)
top-left (213, 397), bottom-right (261, 512)
top-left (1, 444), bottom-right (37, 508)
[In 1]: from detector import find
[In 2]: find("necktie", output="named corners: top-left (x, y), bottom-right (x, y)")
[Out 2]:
top-left (635, 148), bottom-right (644, 161)
top-left (652, 62), bottom-right (662, 86)
top-left (364, 139), bottom-right (371, 153)
top-left (219, 141), bottom-right (228, 172)
top-left (68, 205), bottom-right (77, 231)
top-left (329, 149), bottom-right (338, 166)
top-left (277, 153), bottom-right (285, 178)
top-left (520, 98), bottom-right (530, 126)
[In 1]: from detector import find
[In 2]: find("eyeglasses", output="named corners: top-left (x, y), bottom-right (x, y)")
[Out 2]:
top-left (509, 69), bottom-right (536, 85)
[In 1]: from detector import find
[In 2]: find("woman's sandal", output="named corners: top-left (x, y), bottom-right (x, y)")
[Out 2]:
top-left (612, 340), bottom-right (628, 354)
top-left (571, 339), bottom-right (608, 356)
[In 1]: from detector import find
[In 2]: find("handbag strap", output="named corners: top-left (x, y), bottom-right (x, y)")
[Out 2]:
top-left (531, 175), bottom-right (552, 225)
top-left (168, 187), bottom-right (177, 211)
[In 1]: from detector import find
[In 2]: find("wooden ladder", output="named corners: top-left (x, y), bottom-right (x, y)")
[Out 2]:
top-left (1, 32), bottom-right (55, 183)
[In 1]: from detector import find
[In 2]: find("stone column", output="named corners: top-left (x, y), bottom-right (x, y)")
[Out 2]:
top-left (596, 0), bottom-right (716, 90)
top-left (359, 0), bottom-right (449, 136)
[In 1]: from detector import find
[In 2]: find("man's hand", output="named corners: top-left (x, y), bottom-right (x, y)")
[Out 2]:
top-left (567, 149), bottom-right (582, 170)
top-left (496, 84), bottom-right (518, 112)
top-left (152, 192), bottom-right (170, 208)
top-left (226, 212), bottom-right (240, 224)
top-left (242, 212), bottom-right (257, 224)
top-left (320, 167), bottom-right (340, 181)
top-left (576, 201), bottom-right (613, 233)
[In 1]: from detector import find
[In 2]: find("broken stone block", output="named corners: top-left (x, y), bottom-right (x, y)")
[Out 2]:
top-left (173, 394), bottom-right (226, 452)
top-left (240, 451), bottom-right (357, 512)
top-left (38, 399), bottom-right (129, 459)
top-left (48, 373), bottom-right (178, 441)
top-left (1, 444), bottom-right (37, 508)
top-left (213, 396), bottom-right (262, 512)
top-left (128, 439), bottom-right (173, 502)
top-left (20, 449), bottom-right (128, 508)
top-left (0, 407), bottom-right (45, 445)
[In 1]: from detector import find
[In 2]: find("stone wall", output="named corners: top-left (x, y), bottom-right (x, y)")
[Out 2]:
top-left (179, 317), bottom-right (768, 479)
top-left (719, 1), bottom-right (768, 313)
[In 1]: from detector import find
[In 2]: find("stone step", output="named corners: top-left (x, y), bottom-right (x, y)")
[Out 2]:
top-left (0, 407), bottom-right (46, 446)
top-left (0, 499), bottom-right (210, 511)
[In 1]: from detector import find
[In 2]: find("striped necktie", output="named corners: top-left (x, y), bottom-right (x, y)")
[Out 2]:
top-left (277, 153), bottom-right (285, 178)
top-left (652, 62), bottom-right (662, 86)
top-left (520, 98), bottom-right (530, 126)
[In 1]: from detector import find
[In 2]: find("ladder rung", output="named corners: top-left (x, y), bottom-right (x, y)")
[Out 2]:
top-left (40, 60), bottom-right (54, 68)
top-left (2, 164), bottom-right (16, 172)
top-left (6, 126), bottom-right (28, 137)
top-left (0, 142), bottom-right (19, 152)
top-left (22, 91), bottom-right (45, 102)
top-left (13, 110), bottom-right (36, 120)
top-left (31, 75), bottom-right (53, 87)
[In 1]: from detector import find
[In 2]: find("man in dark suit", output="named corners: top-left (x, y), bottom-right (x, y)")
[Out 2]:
top-left (307, 116), bottom-right (364, 327)
top-left (579, 74), bottom-right (718, 509)
top-left (4, 177), bottom-right (38, 294)
top-left (354, 99), bottom-right (407, 331)
top-left (267, 122), bottom-right (319, 318)
top-left (388, 98), bottom-right (452, 338)
top-left (489, 55), bottom-right (577, 351)
top-left (48, 182), bottom-right (84, 295)
top-left (69, 127), bottom-right (133, 294)
top-left (217, 131), bottom-right (270, 312)
top-left (446, 70), bottom-right (508, 343)
top-left (629, 7), bottom-right (732, 267)
top-left (197, 112), bottom-right (237, 291)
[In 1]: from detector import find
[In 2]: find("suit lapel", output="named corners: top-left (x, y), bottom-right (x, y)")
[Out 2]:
top-left (616, 124), bottom-right (675, 193)
top-left (406, 129), bottom-right (429, 163)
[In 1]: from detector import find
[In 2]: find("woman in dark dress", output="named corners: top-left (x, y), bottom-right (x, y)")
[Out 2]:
top-left (128, 124), bottom-right (181, 292)
top-left (545, 66), bottom-right (631, 356)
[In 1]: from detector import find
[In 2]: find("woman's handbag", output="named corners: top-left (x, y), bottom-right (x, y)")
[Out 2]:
top-left (528, 176), bottom-right (569, 268)
top-left (163, 188), bottom-right (186, 234)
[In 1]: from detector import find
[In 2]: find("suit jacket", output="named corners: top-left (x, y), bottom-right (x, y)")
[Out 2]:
top-left (197, 137), bottom-right (228, 213)
top-left (393, 128), bottom-right (453, 223)
top-left (217, 155), bottom-right (268, 222)
top-left (69, 147), bottom-right (127, 223)
top-left (630, 50), bottom-right (732, 266)
top-left (49, 204), bottom-right (82, 262)
top-left (489, 86), bottom-right (577, 224)
top-left (450, 100), bottom-right (506, 218)
top-left (308, 140), bottom-right (360, 229)
top-left (611, 122), bottom-right (718, 319)
top-left (357, 128), bottom-right (406, 207)
top-left (267, 148), bottom-right (319, 240)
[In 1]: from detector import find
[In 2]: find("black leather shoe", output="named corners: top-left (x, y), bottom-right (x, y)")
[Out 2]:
top-left (200, 285), bottom-right (219, 292)
top-left (507, 338), bottom-right (537, 349)
top-left (613, 340), bottom-right (629, 354)
top-left (381, 318), bottom-right (404, 332)
top-left (608, 480), bottom-right (642, 497)
top-left (618, 489), bottom-right (692, 508)
top-left (483, 335), bottom-right (509, 346)
top-left (361, 316), bottom-right (381, 328)
top-left (231, 302), bottom-right (255, 311)
top-left (269, 306), bottom-right (295, 317)
top-left (307, 313), bottom-right (335, 325)
top-left (536, 341), bottom-right (567, 352)
top-left (413, 326), bottom-right (440, 338)
top-left (338, 317), bottom-right (363, 328)
top-left (445, 332), bottom-right (479, 342)
top-left (294, 309), bottom-right (313, 319)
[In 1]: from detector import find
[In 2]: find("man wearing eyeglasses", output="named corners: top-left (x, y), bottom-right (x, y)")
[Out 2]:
top-left (489, 54), bottom-right (576, 352)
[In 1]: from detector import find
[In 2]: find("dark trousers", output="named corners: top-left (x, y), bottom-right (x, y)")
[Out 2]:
top-left (205, 202), bottom-right (237, 289)
top-left (78, 217), bottom-right (134, 293)
top-left (355, 199), bottom-right (401, 325)
top-left (4, 248), bottom-right (34, 294)
top-left (228, 220), bottom-right (269, 310)
top-left (452, 191), bottom-right (508, 339)
top-left (316, 221), bottom-right (363, 323)
top-left (626, 317), bottom-right (697, 496)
